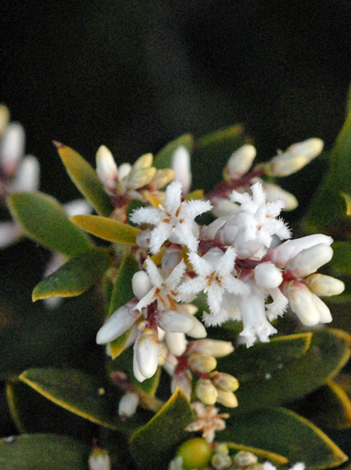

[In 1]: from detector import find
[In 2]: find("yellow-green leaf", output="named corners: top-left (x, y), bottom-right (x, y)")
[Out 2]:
top-left (71, 215), bottom-right (140, 245)
top-left (8, 192), bottom-right (92, 257)
top-left (129, 389), bottom-right (194, 470)
top-left (19, 368), bottom-right (120, 430)
top-left (342, 192), bottom-right (351, 215)
top-left (225, 443), bottom-right (288, 465)
top-left (154, 134), bottom-right (193, 169)
top-left (0, 434), bottom-right (89, 470)
top-left (32, 248), bottom-right (111, 301)
top-left (221, 407), bottom-right (347, 469)
top-left (55, 142), bottom-right (114, 217)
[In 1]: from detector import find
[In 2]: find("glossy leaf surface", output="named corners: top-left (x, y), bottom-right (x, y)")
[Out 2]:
top-left (55, 143), bottom-right (114, 216)
top-left (8, 192), bottom-right (92, 257)
top-left (71, 215), bottom-right (140, 245)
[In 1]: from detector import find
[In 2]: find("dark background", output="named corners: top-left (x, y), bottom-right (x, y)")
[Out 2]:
top-left (1, 0), bottom-right (351, 296)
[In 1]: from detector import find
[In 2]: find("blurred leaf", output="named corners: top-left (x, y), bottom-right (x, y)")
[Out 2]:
top-left (302, 104), bottom-right (351, 234)
top-left (0, 434), bottom-right (89, 470)
top-left (55, 142), bottom-right (114, 217)
top-left (153, 134), bottom-right (193, 169)
top-left (71, 215), bottom-right (140, 245)
top-left (341, 192), bottom-right (351, 215)
top-left (219, 332), bottom-right (312, 382)
top-left (192, 125), bottom-right (247, 192)
top-left (7, 380), bottom-right (95, 441)
top-left (185, 189), bottom-right (204, 201)
top-left (32, 248), bottom-right (111, 301)
top-left (331, 242), bottom-right (351, 274)
top-left (19, 368), bottom-right (121, 430)
top-left (108, 253), bottom-right (140, 359)
top-left (8, 192), bottom-right (92, 257)
top-left (291, 380), bottom-right (351, 430)
top-left (222, 329), bottom-right (350, 410)
top-left (129, 389), bottom-right (194, 470)
top-left (221, 407), bottom-right (347, 469)
top-left (225, 443), bottom-right (288, 465)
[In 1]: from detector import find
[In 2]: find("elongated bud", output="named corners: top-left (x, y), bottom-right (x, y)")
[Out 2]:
top-left (210, 371), bottom-right (239, 392)
top-left (96, 302), bottom-right (139, 344)
top-left (134, 328), bottom-right (159, 379)
top-left (11, 155), bottom-right (40, 193)
top-left (196, 379), bottom-right (218, 405)
top-left (188, 352), bottom-right (217, 373)
top-left (193, 339), bottom-right (234, 357)
top-left (0, 123), bottom-right (25, 176)
top-left (262, 182), bottom-right (298, 211)
top-left (215, 389), bottom-right (238, 408)
top-left (89, 448), bottom-right (111, 470)
top-left (186, 317), bottom-right (207, 339)
top-left (133, 152), bottom-right (153, 169)
top-left (132, 271), bottom-right (152, 299)
top-left (126, 167), bottom-right (156, 190)
top-left (96, 145), bottom-right (118, 193)
top-left (150, 168), bottom-right (175, 189)
top-left (165, 331), bottom-right (188, 356)
top-left (118, 392), bottom-right (139, 419)
top-left (172, 145), bottom-right (192, 194)
top-left (285, 243), bottom-right (333, 277)
top-left (286, 281), bottom-right (332, 326)
top-left (157, 310), bottom-right (195, 333)
top-left (286, 138), bottom-right (323, 160)
top-left (225, 144), bottom-right (256, 180)
top-left (254, 262), bottom-right (283, 289)
top-left (305, 273), bottom-right (345, 297)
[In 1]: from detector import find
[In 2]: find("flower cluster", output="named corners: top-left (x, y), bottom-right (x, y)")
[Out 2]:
top-left (96, 139), bottom-right (344, 397)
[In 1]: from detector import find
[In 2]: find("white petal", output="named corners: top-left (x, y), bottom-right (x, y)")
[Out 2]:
top-left (11, 156), bottom-right (40, 193)
top-left (164, 180), bottom-right (182, 215)
top-left (0, 123), bottom-right (25, 175)
top-left (96, 304), bottom-right (139, 344)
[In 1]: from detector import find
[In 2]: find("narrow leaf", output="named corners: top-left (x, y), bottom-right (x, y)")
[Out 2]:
top-left (55, 142), bottom-right (114, 217)
top-left (221, 407), bottom-right (347, 469)
top-left (32, 248), bottom-right (111, 301)
top-left (341, 192), bottom-right (351, 215)
top-left (19, 368), bottom-right (120, 430)
top-left (0, 434), bottom-right (89, 470)
top-left (153, 134), bottom-right (193, 169)
top-left (8, 192), bottom-right (92, 257)
top-left (129, 389), bottom-right (194, 470)
top-left (71, 215), bottom-right (140, 245)
top-left (225, 443), bottom-right (288, 465)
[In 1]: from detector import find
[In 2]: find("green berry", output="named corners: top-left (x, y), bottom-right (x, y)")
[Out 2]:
top-left (176, 438), bottom-right (212, 469)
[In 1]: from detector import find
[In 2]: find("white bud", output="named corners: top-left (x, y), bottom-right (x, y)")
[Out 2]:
top-left (118, 392), bottom-right (139, 419)
top-left (0, 221), bottom-right (22, 248)
top-left (262, 182), bottom-right (298, 211)
top-left (10, 155), bottom-right (40, 193)
top-left (0, 123), bottom-right (25, 176)
top-left (88, 449), bottom-right (111, 470)
top-left (96, 303), bottom-right (139, 344)
top-left (171, 368), bottom-right (192, 401)
top-left (233, 451), bottom-right (258, 467)
top-left (285, 243), bottom-right (333, 277)
top-left (132, 271), bottom-right (153, 299)
top-left (157, 310), bottom-right (195, 333)
top-left (210, 372), bottom-right (239, 392)
top-left (165, 331), bottom-right (188, 356)
top-left (134, 328), bottom-right (159, 379)
top-left (195, 378), bottom-right (218, 405)
top-left (215, 389), bottom-right (238, 408)
top-left (118, 162), bottom-right (132, 180)
top-left (194, 339), bottom-right (234, 357)
top-left (171, 145), bottom-right (192, 194)
top-left (186, 316), bottom-right (207, 339)
top-left (305, 273), bottom-right (345, 297)
top-left (286, 281), bottom-right (332, 326)
top-left (96, 145), bottom-right (118, 193)
top-left (136, 229), bottom-right (152, 249)
top-left (254, 262), bottom-right (283, 289)
top-left (64, 199), bottom-right (92, 217)
top-left (286, 138), bottom-right (324, 160)
top-left (225, 144), bottom-right (256, 179)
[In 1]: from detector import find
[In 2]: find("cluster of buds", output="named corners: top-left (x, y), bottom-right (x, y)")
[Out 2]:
top-left (95, 136), bottom-right (344, 390)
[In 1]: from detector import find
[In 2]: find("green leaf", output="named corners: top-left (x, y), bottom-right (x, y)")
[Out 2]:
top-left (192, 125), bottom-right (247, 192)
top-left (71, 215), bottom-right (140, 245)
top-left (55, 142), bottom-right (114, 217)
top-left (8, 192), bottom-right (92, 257)
top-left (226, 329), bottom-right (351, 410)
top-left (219, 332), bottom-right (312, 383)
top-left (221, 407), bottom-right (347, 469)
top-left (129, 389), bottom-right (194, 470)
top-left (153, 134), bottom-right (193, 169)
top-left (302, 104), bottom-right (351, 234)
top-left (291, 380), bottom-right (351, 430)
top-left (32, 248), bottom-right (111, 301)
top-left (225, 443), bottom-right (288, 465)
top-left (0, 434), bottom-right (89, 470)
top-left (19, 368), bottom-right (121, 430)
top-left (341, 192), bottom-right (351, 215)
top-left (331, 241), bottom-right (351, 274)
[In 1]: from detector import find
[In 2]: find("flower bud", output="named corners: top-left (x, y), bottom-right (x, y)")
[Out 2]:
top-left (151, 168), bottom-right (175, 189)
top-left (210, 372), bottom-right (239, 392)
top-left (157, 310), bottom-right (196, 333)
top-left (118, 392), bottom-right (139, 419)
top-left (96, 145), bottom-right (118, 193)
top-left (186, 317), bottom-right (207, 339)
top-left (305, 273), bottom-right (345, 297)
top-left (211, 451), bottom-right (232, 469)
top-left (225, 144), bottom-right (256, 180)
top-left (171, 145), bottom-right (192, 194)
top-left (0, 123), bottom-right (25, 176)
top-left (132, 271), bottom-right (153, 299)
top-left (254, 262), bottom-right (283, 289)
top-left (285, 243), bottom-right (333, 277)
top-left (171, 368), bottom-right (192, 401)
top-left (165, 331), bottom-right (188, 356)
top-left (96, 302), bottom-right (139, 344)
top-left (216, 389), bottom-right (238, 408)
top-left (262, 182), bottom-right (298, 211)
top-left (133, 152), bottom-right (153, 170)
top-left (88, 448), bottom-right (111, 470)
top-left (188, 352), bottom-right (217, 373)
top-left (117, 162), bottom-right (132, 180)
top-left (134, 328), bottom-right (159, 379)
top-left (194, 339), bottom-right (234, 357)
top-left (196, 379), bottom-right (218, 405)
top-left (286, 138), bottom-right (324, 160)
top-left (233, 451), bottom-right (258, 467)
top-left (126, 167), bottom-right (156, 190)
top-left (11, 156), bottom-right (40, 193)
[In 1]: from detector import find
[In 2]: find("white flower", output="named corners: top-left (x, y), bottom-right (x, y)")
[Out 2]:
top-left (130, 180), bottom-right (212, 253)
top-left (221, 182), bottom-right (290, 258)
top-left (179, 247), bottom-right (249, 324)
